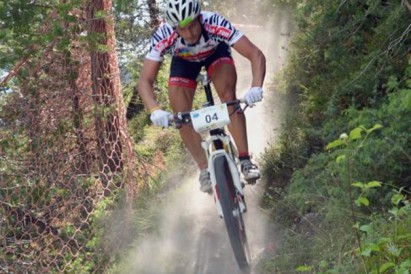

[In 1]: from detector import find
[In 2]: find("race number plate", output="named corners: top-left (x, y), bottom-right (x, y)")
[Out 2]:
top-left (190, 104), bottom-right (231, 133)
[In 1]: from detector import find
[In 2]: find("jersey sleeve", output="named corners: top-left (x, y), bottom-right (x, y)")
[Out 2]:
top-left (145, 23), bottom-right (176, 62)
top-left (202, 12), bottom-right (244, 46)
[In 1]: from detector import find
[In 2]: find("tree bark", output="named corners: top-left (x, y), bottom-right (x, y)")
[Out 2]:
top-left (146, 0), bottom-right (160, 28)
top-left (86, 0), bottom-right (135, 191)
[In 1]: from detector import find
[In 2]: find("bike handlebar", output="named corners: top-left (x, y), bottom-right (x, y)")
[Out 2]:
top-left (168, 98), bottom-right (249, 127)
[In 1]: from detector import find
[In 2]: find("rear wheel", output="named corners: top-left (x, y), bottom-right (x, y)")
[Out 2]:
top-left (214, 156), bottom-right (251, 270)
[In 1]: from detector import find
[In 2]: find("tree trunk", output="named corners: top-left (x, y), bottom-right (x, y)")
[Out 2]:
top-left (147, 0), bottom-right (160, 28)
top-left (86, 0), bottom-right (136, 191)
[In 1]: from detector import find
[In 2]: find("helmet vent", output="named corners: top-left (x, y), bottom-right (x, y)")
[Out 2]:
top-left (165, 0), bottom-right (201, 27)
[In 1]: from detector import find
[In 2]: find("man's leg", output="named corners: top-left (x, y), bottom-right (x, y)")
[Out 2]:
top-left (168, 84), bottom-right (208, 170)
top-left (209, 60), bottom-right (261, 182)
top-left (168, 57), bottom-right (212, 192)
top-left (209, 62), bottom-right (249, 156)
top-left (168, 83), bottom-right (212, 192)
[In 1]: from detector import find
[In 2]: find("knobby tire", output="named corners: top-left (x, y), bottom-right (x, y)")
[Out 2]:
top-left (214, 156), bottom-right (251, 271)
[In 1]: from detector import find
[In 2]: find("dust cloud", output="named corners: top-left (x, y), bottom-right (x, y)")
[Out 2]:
top-left (122, 8), bottom-right (292, 274)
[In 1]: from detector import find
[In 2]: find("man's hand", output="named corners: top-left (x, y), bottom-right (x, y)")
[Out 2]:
top-left (244, 87), bottom-right (263, 106)
top-left (150, 109), bottom-right (171, 128)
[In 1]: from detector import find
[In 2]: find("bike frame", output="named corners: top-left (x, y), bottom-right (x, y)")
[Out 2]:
top-left (196, 73), bottom-right (247, 217)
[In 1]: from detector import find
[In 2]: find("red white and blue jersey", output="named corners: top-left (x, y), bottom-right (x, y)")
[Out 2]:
top-left (145, 11), bottom-right (244, 62)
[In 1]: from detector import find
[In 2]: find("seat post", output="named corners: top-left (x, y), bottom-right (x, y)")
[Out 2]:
top-left (197, 72), bottom-right (214, 106)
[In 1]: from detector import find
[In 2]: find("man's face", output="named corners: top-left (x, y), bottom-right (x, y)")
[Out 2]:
top-left (176, 18), bottom-right (201, 45)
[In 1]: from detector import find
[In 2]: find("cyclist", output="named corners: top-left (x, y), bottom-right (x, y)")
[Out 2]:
top-left (137, 0), bottom-right (266, 193)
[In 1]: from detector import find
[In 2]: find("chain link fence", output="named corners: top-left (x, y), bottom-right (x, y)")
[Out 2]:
top-left (0, 2), bottom-right (140, 272)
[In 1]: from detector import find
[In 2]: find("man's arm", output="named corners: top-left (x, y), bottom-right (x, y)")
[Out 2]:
top-left (137, 58), bottom-right (162, 112)
top-left (232, 35), bottom-right (266, 87)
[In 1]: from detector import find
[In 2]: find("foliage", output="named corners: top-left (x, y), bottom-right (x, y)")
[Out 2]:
top-left (361, 190), bottom-right (411, 274)
top-left (259, 0), bottom-right (410, 273)
top-left (114, 0), bottom-right (156, 77)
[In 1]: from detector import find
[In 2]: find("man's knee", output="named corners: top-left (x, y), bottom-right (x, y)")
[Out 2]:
top-left (216, 83), bottom-right (236, 102)
top-left (210, 64), bottom-right (237, 101)
top-left (168, 84), bottom-right (196, 112)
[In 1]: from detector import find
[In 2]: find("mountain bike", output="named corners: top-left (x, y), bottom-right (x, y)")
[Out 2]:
top-left (170, 72), bottom-right (257, 271)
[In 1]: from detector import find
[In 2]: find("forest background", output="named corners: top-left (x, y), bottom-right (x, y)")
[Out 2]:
top-left (0, 0), bottom-right (410, 273)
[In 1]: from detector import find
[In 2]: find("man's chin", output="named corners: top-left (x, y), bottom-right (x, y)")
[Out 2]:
top-left (186, 38), bottom-right (201, 46)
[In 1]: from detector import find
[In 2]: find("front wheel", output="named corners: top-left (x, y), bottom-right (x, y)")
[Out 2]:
top-left (214, 156), bottom-right (251, 271)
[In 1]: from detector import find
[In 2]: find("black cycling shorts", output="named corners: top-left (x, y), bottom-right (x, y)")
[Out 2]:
top-left (169, 43), bottom-right (235, 89)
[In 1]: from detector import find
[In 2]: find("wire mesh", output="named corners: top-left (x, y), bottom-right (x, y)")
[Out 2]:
top-left (0, 1), bottom-right (139, 272)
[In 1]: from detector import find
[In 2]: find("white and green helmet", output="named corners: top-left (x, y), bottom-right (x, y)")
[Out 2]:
top-left (165, 0), bottom-right (201, 28)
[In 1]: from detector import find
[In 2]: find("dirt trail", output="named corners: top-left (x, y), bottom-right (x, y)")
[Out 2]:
top-left (123, 10), bottom-right (292, 274)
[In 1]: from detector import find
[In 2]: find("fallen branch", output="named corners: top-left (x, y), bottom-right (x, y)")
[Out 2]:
top-left (0, 56), bottom-right (31, 88)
